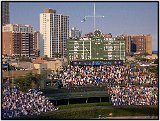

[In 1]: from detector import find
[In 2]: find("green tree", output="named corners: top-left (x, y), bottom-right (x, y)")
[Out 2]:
top-left (143, 52), bottom-right (149, 56)
top-left (135, 56), bottom-right (147, 62)
top-left (37, 71), bottom-right (48, 90)
top-left (14, 73), bottom-right (40, 92)
top-left (26, 73), bottom-right (40, 89)
top-left (14, 77), bottom-right (30, 92)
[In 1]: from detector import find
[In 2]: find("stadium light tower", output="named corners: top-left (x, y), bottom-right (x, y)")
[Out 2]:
top-left (81, 3), bottom-right (104, 32)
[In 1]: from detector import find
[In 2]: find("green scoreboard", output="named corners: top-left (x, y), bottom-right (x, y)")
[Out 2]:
top-left (67, 30), bottom-right (125, 62)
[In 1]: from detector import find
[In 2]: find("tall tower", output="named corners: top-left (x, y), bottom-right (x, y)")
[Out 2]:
top-left (2, 2), bottom-right (10, 25)
top-left (40, 8), bottom-right (69, 58)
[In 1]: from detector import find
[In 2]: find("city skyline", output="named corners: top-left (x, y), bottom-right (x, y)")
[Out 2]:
top-left (9, 2), bottom-right (158, 51)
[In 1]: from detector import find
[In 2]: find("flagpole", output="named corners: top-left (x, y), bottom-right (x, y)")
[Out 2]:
top-left (81, 3), bottom-right (104, 32)
top-left (94, 3), bottom-right (95, 32)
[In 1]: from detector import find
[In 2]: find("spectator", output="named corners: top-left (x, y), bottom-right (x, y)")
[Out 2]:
top-left (2, 86), bottom-right (57, 119)
top-left (51, 65), bottom-right (158, 106)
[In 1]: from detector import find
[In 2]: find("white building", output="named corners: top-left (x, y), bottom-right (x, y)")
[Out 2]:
top-left (40, 8), bottom-right (69, 58)
top-left (3, 24), bottom-right (33, 33)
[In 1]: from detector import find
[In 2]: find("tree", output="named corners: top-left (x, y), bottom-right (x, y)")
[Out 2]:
top-left (143, 52), bottom-right (149, 56)
top-left (14, 77), bottom-right (30, 92)
top-left (14, 73), bottom-right (40, 92)
top-left (135, 56), bottom-right (147, 62)
top-left (26, 73), bottom-right (40, 89)
top-left (37, 71), bottom-right (48, 90)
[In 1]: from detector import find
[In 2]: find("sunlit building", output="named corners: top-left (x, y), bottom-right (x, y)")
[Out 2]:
top-left (120, 34), bottom-right (152, 55)
top-left (2, 24), bottom-right (34, 57)
top-left (40, 8), bottom-right (69, 58)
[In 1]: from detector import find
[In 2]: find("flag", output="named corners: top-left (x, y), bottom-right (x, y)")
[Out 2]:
top-left (81, 18), bottom-right (86, 23)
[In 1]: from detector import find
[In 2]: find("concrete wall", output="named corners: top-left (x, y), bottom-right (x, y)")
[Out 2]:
top-left (44, 60), bottom-right (63, 71)
top-left (33, 63), bottom-right (47, 70)
top-left (18, 62), bottom-right (33, 69)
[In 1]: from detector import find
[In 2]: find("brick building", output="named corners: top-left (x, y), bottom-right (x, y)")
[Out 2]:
top-left (2, 24), bottom-right (36, 57)
top-left (119, 34), bottom-right (152, 55)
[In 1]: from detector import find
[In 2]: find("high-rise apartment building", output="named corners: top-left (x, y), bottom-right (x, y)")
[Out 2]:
top-left (40, 8), bottom-right (69, 58)
top-left (69, 27), bottom-right (81, 39)
top-left (33, 31), bottom-right (40, 57)
top-left (2, 2), bottom-right (10, 25)
top-left (2, 24), bottom-right (34, 57)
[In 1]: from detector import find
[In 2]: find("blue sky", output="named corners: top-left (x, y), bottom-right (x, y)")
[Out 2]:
top-left (10, 2), bottom-right (158, 51)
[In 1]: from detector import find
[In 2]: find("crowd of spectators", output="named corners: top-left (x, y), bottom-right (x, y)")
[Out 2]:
top-left (50, 65), bottom-right (158, 106)
top-left (2, 86), bottom-right (58, 119)
top-left (49, 65), bottom-right (158, 87)
top-left (108, 85), bottom-right (158, 106)
top-left (2, 64), bottom-right (158, 119)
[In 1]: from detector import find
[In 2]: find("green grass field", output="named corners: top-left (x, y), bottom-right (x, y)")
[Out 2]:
top-left (58, 102), bottom-right (112, 109)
